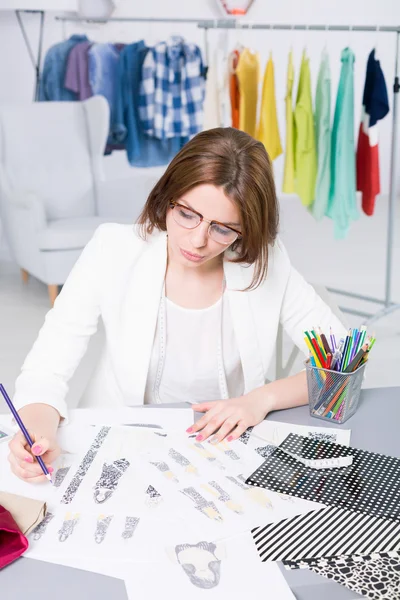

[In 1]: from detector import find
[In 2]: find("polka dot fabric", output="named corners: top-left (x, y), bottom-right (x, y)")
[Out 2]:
top-left (245, 434), bottom-right (400, 522)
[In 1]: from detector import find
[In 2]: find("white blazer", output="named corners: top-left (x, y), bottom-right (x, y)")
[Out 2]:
top-left (14, 224), bottom-right (346, 419)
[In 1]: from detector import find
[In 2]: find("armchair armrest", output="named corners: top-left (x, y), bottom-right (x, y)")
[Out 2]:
top-left (0, 190), bottom-right (47, 279)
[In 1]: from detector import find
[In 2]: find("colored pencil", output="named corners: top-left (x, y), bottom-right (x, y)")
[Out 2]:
top-left (311, 337), bottom-right (327, 368)
top-left (344, 344), bottom-right (368, 373)
top-left (320, 332), bottom-right (332, 355)
top-left (330, 328), bottom-right (337, 352)
top-left (0, 383), bottom-right (52, 483)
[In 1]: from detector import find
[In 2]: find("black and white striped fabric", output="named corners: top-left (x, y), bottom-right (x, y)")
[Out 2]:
top-left (252, 507), bottom-right (400, 563)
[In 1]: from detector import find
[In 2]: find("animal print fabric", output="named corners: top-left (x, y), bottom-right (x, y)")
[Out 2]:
top-left (309, 552), bottom-right (400, 599)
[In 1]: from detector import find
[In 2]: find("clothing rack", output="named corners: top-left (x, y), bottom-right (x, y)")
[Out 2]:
top-left (199, 20), bottom-right (400, 325)
top-left (14, 12), bottom-right (399, 324)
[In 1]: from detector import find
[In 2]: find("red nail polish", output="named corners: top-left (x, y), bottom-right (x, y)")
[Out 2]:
top-left (186, 427), bottom-right (193, 433)
top-left (32, 445), bottom-right (42, 455)
top-left (227, 435), bottom-right (233, 442)
top-left (196, 435), bottom-right (203, 441)
top-left (24, 456), bottom-right (33, 463)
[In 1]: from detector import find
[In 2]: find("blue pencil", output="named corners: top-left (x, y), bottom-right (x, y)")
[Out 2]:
top-left (0, 383), bottom-right (52, 483)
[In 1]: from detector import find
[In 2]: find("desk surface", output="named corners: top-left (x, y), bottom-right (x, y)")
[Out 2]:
top-left (3, 386), bottom-right (399, 600)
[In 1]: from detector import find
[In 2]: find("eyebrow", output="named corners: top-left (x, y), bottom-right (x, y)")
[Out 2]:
top-left (180, 200), bottom-right (241, 228)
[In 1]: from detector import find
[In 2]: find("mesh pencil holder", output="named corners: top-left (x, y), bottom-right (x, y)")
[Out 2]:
top-left (305, 360), bottom-right (366, 424)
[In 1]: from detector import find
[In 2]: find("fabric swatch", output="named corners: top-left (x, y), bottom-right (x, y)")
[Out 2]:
top-left (246, 433), bottom-right (400, 522)
top-left (309, 551), bottom-right (400, 600)
top-left (252, 506), bottom-right (400, 563)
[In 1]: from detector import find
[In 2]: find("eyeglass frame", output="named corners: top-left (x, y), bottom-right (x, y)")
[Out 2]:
top-left (169, 201), bottom-right (242, 245)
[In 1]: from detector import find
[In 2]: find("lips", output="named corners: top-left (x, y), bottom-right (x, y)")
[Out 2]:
top-left (180, 248), bottom-right (205, 262)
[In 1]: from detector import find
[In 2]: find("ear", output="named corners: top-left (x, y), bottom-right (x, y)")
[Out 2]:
top-left (165, 546), bottom-right (179, 564)
top-left (214, 541), bottom-right (227, 561)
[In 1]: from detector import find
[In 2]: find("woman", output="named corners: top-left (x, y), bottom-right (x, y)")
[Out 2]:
top-left (8, 128), bottom-right (346, 482)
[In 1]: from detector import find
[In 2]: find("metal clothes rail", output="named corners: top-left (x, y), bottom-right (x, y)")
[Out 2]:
top-left (14, 12), bottom-right (400, 324)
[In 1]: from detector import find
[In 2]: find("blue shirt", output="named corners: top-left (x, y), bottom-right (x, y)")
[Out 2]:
top-left (112, 42), bottom-right (187, 168)
top-left (39, 35), bottom-right (88, 101)
top-left (88, 43), bottom-right (121, 110)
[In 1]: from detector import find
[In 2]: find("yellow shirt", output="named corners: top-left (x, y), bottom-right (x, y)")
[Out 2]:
top-left (236, 48), bottom-right (260, 137)
top-left (282, 51), bottom-right (295, 193)
top-left (257, 54), bottom-right (282, 160)
top-left (294, 52), bottom-right (317, 206)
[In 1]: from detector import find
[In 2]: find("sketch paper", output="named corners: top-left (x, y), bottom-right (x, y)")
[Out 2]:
top-left (25, 505), bottom-right (187, 565)
top-left (67, 407), bottom-right (195, 432)
top-left (134, 431), bottom-right (324, 537)
top-left (124, 531), bottom-right (296, 600)
top-left (250, 420), bottom-right (351, 452)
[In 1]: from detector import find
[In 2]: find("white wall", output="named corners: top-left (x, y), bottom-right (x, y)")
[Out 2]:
top-left (0, 0), bottom-right (399, 259)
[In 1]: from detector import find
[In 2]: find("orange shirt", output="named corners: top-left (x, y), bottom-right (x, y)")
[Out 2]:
top-left (229, 50), bottom-right (240, 128)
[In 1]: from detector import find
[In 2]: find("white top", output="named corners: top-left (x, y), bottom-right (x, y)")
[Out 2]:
top-left (12, 225), bottom-right (347, 419)
top-left (144, 294), bottom-right (244, 404)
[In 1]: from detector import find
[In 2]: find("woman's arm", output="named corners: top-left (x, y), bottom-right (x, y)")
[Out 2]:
top-left (13, 225), bottom-right (107, 422)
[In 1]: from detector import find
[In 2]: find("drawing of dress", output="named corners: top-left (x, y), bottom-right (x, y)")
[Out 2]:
top-left (150, 460), bottom-right (179, 483)
top-left (168, 448), bottom-right (198, 475)
top-left (93, 458), bottom-right (130, 503)
top-left (122, 517), bottom-right (140, 540)
top-left (58, 513), bottom-right (80, 542)
top-left (145, 485), bottom-right (163, 508)
top-left (53, 466), bottom-right (71, 488)
top-left (94, 515), bottom-right (113, 544)
top-left (226, 475), bottom-right (273, 509)
top-left (214, 440), bottom-right (240, 460)
top-left (180, 487), bottom-right (223, 522)
top-left (201, 481), bottom-right (244, 514)
top-left (31, 512), bottom-right (54, 541)
top-left (190, 442), bottom-right (225, 470)
top-left (238, 426), bottom-right (254, 445)
top-left (254, 444), bottom-right (277, 459)
top-left (174, 541), bottom-right (223, 589)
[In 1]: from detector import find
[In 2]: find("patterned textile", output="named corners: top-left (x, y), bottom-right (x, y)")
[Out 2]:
top-left (139, 36), bottom-right (205, 140)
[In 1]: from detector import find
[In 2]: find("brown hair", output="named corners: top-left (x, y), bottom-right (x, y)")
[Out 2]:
top-left (137, 127), bottom-right (279, 289)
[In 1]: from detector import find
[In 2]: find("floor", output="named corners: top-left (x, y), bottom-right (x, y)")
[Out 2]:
top-left (0, 194), bottom-right (399, 414)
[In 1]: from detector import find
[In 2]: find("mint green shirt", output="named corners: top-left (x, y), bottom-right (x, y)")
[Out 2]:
top-left (327, 48), bottom-right (359, 238)
top-left (312, 50), bottom-right (331, 221)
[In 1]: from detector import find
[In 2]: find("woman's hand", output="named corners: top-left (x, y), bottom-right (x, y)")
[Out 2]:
top-left (188, 372), bottom-right (309, 443)
top-left (8, 432), bottom-right (60, 483)
top-left (188, 390), bottom-right (276, 443)
top-left (7, 403), bottom-right (61, 483)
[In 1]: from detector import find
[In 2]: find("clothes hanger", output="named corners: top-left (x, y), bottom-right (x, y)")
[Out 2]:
top-left (247, 22), bottom-right (257, 55)
top-left (323, 24), bottom-right (329, 54)
top-left (303, 23), bottom-right (309, 55)
top-left (347, 24), bottom-right (354, 51)
top-left (234, 19), bottom-right (245, 53)
top-left (375, 25), bottom-right (380, 59)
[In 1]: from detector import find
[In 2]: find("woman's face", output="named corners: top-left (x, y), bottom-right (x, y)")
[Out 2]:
top-left (165, 184), bottom-right (241, 271)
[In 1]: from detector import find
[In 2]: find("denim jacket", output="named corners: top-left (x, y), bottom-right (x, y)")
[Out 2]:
top-left (39, 35), bottom-right (89, 101)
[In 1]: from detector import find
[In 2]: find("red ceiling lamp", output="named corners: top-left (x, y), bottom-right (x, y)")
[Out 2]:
top-left (216, 0), bottom-right (256, 16)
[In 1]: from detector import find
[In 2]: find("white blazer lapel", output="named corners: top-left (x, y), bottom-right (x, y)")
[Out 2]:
top-left (117, 232), bottom-right (167, 404)
top-left (224, 261), bottom-right (266, 394)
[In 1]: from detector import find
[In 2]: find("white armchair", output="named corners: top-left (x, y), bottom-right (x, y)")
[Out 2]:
top-left (0, 96), bottom-right (142, 304)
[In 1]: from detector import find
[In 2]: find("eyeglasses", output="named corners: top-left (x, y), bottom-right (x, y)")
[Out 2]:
top-left (169, 201), bottom-right (242, 246)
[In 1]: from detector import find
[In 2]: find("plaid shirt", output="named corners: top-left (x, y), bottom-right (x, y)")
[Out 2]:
top-left (139, 36), bottom-right (205, 140)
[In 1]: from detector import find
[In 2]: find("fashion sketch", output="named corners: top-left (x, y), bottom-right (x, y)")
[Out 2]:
top-left (180, 487), bottom-right (223, 522)
top-left (58, 513), bottom-right (80, 542)
top-left (93, 458), bottom-right (130, 503)
top-left (170, 541), bottom-right (225, 589)
top-left (94, 515), bottom-right (113, 544)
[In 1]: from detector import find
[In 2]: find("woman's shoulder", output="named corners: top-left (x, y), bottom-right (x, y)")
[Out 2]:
top-left (93, 223), bottom-right (163, 256)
